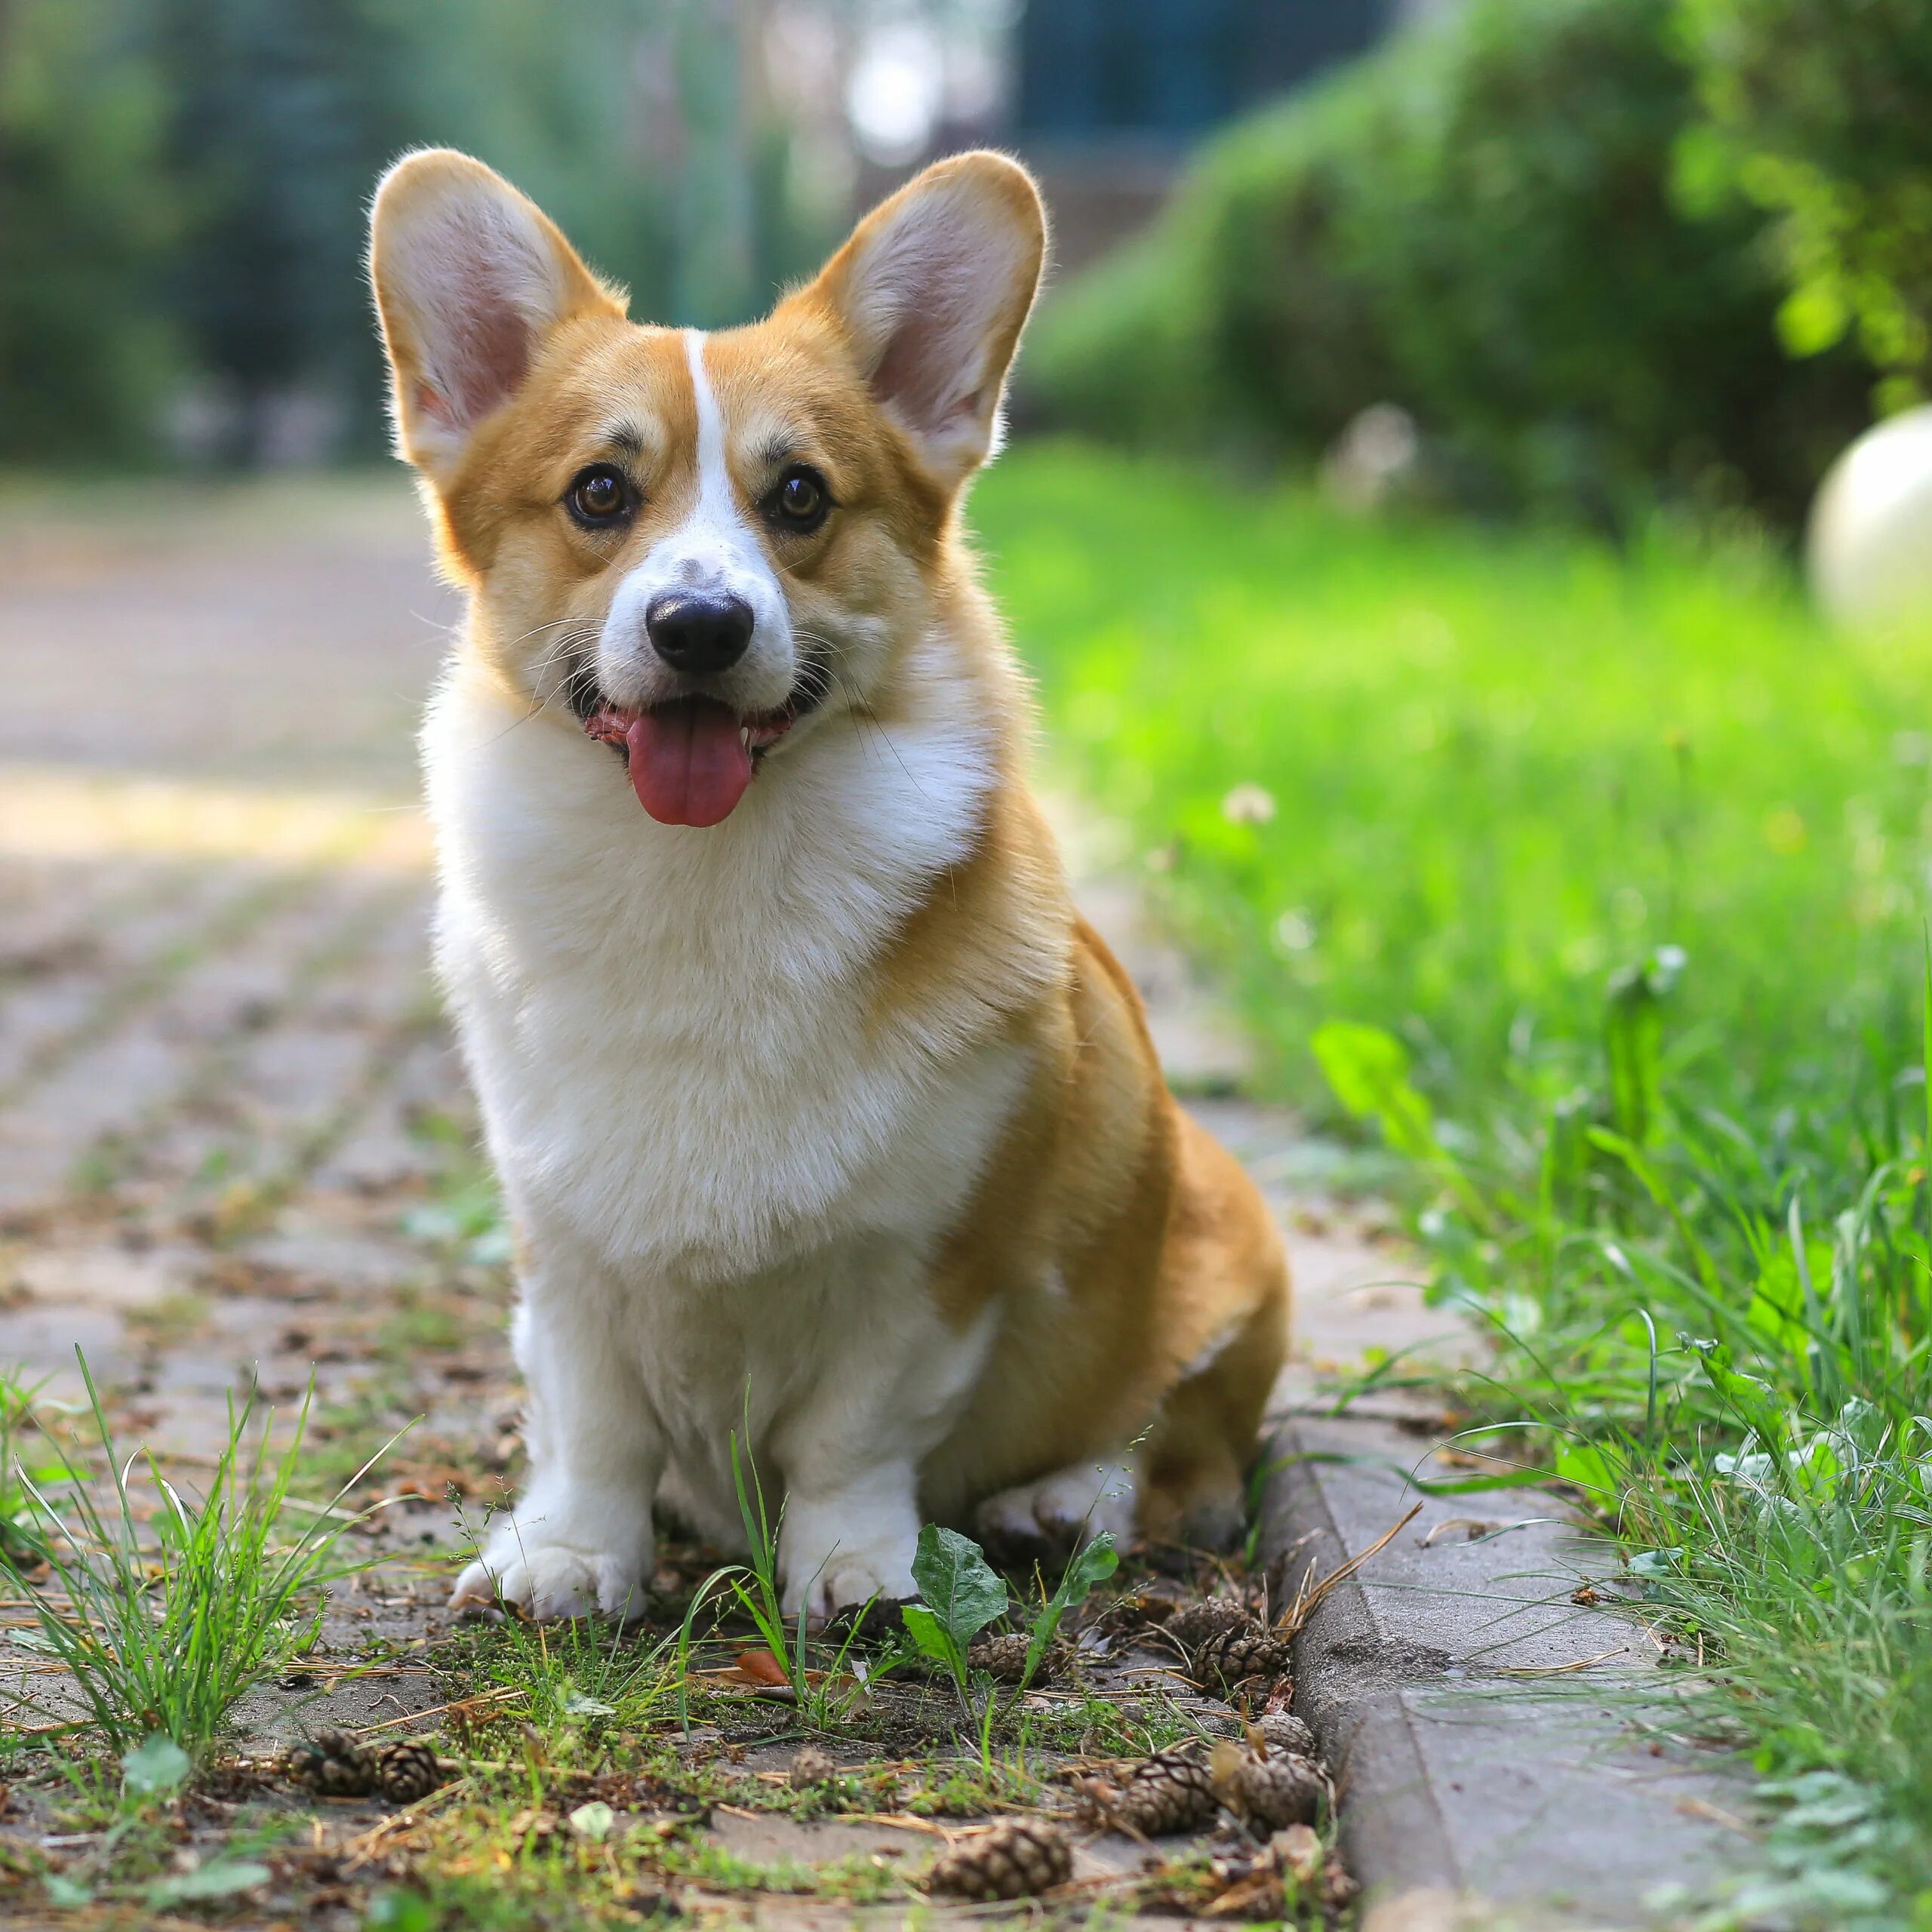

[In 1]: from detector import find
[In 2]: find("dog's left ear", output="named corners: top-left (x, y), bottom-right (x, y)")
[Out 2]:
top-left (808, 152), bottom-right (1046, 489)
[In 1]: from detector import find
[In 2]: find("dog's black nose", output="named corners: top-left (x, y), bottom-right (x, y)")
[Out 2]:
top-left (645, 592), bottom-right (754, 675)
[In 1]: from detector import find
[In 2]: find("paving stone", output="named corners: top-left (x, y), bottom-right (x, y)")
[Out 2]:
top-left (1261, 1414), bottom-right (1756, 1928)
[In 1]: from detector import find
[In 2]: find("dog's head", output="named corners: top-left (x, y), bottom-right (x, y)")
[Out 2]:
top-left (370, 149), bottom-right (1044, 827)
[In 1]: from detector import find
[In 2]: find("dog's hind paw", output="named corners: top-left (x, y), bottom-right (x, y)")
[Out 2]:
top-left (975, 1455), bottom-right (1137, 1567)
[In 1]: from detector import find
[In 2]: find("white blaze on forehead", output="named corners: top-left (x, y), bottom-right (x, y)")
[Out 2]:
top-left (662, 327), bottom-right (767, 577)
top-left (684, 328), bottom-right (740, 538)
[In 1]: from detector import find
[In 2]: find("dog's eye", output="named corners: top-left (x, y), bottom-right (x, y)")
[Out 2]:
top-left (566, 465), bottom-right (633, 527)
top-left (770, 466), bottom-right (829, 533)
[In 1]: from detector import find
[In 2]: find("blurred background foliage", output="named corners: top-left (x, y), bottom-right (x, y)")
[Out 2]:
top-left (1028, 0), bottom-right (1912, 528)
top-left (1675, 0), bottom-right (1932, 412)
top-left (3, 0), bottom-right (1927, 529)
top-left (0, 0), bottom-right (849, 466)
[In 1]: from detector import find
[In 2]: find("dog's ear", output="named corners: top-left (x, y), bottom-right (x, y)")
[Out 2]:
top-left (369, 149), bottom-right (623, 482)
top-left (807, 152), bottom-right (1046, 489)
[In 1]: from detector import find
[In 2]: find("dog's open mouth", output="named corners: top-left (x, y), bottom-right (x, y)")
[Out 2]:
top-left (583, 693), bottom-right (808, 827)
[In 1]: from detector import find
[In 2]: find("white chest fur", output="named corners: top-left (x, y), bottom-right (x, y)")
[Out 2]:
top-left (421, 653), bottom-right (1023, 1282)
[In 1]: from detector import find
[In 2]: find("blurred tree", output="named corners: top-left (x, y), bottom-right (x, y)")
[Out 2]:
top-left (0, 0), bottom-right (180, 460)
top-left (0, 0), bottom-right (839, 466)
top-left (382, 0), bottom-right (681, 321)
top-left (155, 0), bottom-right (414, 462)
top-left (1675, 0), bottom-right (1932, 411)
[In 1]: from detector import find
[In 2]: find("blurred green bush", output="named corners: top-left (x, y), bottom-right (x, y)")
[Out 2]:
top-left (1028, 0), bottom-right (1872, 525)
top-left (0, 0), bottom-right (180, 460)
top-left (1675, 0), bottom-right (1932, 411)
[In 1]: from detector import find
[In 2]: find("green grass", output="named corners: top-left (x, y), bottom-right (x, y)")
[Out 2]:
top-left (974, 441), bottom-right (1932, 1927)
top-left (1, 1353), bottom-right (389, 1764)
top-left (976, 441), bottom-right (1932, 1122)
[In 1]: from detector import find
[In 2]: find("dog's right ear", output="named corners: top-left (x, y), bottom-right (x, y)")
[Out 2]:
top-left (369, 149), bottom-right (623, 483)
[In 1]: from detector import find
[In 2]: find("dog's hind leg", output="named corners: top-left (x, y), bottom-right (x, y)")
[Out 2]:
top-left (1137, 1294), bottom-right (1287, 1552)
top-left (1136, 1109), bottom-right (1291, 1552)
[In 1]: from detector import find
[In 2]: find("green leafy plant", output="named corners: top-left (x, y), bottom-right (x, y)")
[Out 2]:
top-left (119, 1734), bottom-right (190, 1798)
top-left (0, 1350), bottom-right (392, 1761)
top-left (1312, 1020), bottom-right (1494, 1231)
top-left (901, 1523), bottom-right (1121, 1703)
top-left (900, 1525), bottom-right (1007, 1695)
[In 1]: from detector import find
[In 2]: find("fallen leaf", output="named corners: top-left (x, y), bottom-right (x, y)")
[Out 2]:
top-left (733, 1648), bottom-right (790, 1687)
top-left (122, 1735), bottom-right (192, 1796)
top-left (568, 1801), bottom-right (615, 1841)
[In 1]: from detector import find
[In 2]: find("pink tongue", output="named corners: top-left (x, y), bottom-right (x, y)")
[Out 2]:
top-left (625, 700), bottom-right (752, 827)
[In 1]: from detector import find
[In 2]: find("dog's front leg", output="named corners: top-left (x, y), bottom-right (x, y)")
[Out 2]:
top-left (771, 1247), bottom-right (992, 1623)
top-left (778, 1460), bottom-right (924, 1626)
top-left (452, 1233), bottom-right (662, 1621)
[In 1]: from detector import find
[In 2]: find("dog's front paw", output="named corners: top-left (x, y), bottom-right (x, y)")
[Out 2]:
top-left (806, 1548), bottom-right (920, 1624)
top-left (452, 1544), bottom-right (644, 1621)
top-left (780, 1500), bottom-right (918, 1624)
top-left (452, 1497), bottom-right (649, 1620)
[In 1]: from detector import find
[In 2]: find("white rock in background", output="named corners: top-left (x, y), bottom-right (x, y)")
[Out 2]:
top-left (1321, 403), bottom-right (1422, 512)
top-left (1808, 406), bottom-right (1932, 629)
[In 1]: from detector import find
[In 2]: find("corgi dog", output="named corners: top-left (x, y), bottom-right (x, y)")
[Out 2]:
top-left (368, 147), bottom-right (1289, 1622)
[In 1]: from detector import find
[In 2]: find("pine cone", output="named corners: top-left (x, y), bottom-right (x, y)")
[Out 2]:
top-left (927, 1818), bottom-right (1072, 1900)
top-left (282, 1729), bottom-right (377, 1798)
top-left (1211, 1740), bottom-right (1328, 1832)
top-left (789, 1745), bottom-right (837, 1789)
top-left (1255, 1710), bottom-right (1317, 1759)
top-left (1101, 1749), bottom-right (1220, 1835)
top-left (967, 1632), bottom-right (1069, 1684)
top-left (375, 1741), bottom-right (443, 1804)
top-left (1165, 1598), bottom-right (1253, 1653)
top-left (967, 1632), bottom-right (1032, 1682)
top-left (1192, 1620), bottom-right (1291, 1692)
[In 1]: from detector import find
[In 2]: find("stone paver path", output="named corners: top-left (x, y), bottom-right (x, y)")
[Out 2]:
top-left (0, 482), bottom-right (506, 1635)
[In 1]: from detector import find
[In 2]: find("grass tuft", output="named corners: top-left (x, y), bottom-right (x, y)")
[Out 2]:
top-left (2, 1349), bottom-right (390, 1762)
